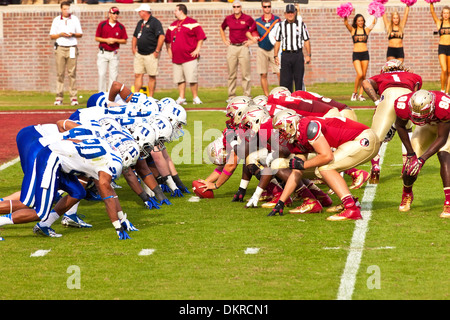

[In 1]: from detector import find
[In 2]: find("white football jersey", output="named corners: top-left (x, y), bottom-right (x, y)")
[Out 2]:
top-left (48, 138), bottom-right (123, 181)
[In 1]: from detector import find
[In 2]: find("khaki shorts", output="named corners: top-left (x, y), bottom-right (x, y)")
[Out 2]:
top-left (173, 59), bottom-right (199, 84)
top-left (256, 47), bottom-right (279, 75)
top-left (134, 52), bottom-right (159, 76)
top-left (270, 129), bottom-right (380, 179)
top-left (371, 87), bottom-right (411, 141)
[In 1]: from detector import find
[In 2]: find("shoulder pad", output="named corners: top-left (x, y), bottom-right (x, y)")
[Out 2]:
top-left (306, 121), bottom-right (319, 140)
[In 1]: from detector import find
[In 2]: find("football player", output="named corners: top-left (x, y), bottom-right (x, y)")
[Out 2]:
top-left (394, 89), bottom-right (450, 218)
top-left (362, 59), bottom-right (422, 183)
top-left (270, 112), bottom-right (380, 221)
top-left (0, 129), bottom-right (139, 240)
top-left (239, 105), bottom-right (333, 214)
top-left (197, 98), bottom-right (252, 198)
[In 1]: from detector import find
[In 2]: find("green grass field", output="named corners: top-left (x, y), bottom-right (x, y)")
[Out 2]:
top-left (0, 84), bottom-right (448, 303)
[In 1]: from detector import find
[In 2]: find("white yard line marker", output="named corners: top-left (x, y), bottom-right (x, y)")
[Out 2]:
top-left (138, 249), bottom-right (156, 256)
top-left (336, 143), bottom-right (387, 300)
top-left (0, 157), bottom-right (20, 171)
top-left (30, 249), bottom-right (51, 257)
top-left (244, 247), bottom-right (260, 254)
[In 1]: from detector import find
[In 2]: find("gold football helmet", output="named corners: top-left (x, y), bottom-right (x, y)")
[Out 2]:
top-left (409, 90), bottom-right (435, 125)
top-left (272, 109), bottom-right (301, 144)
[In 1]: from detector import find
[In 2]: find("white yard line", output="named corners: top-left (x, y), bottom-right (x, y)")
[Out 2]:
top-left (336, 142), bottom-right (387, 300)
top-left (0, 157), bottom-right (20, 171)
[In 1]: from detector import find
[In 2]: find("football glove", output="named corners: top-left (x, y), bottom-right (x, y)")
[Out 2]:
top-left (116, 227), bottom-right (131, 240)
top-left (159, 198), bottom-right (172, 206)
top-left (268, 200), bottom-right (285, 216)
top-left (120, 214), bottom-right (139, 232)
top-left (406, 157), bottom-right (425, 177)
top-left (144, 197), bottom-right (161, 210)
top-left (160, 184), bottom-right (171, 193)
top-left (232, 187), bottom-right (246, 202)
top-left (171, 188), bottom-right (184, 197)
top-left (383, 125), bottom-right (397, 143)
top-left (245, 196), bottom-right (259, 208)
top-left (289, 157), bottom-right (305, 170)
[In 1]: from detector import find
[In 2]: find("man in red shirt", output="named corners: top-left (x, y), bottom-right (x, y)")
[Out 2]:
top-left (394, 90), bottom-right (450, 218)
top-left (220, 0), bottom-right (257, 101)
top-left (362, 59), bottom-right (422, 184)
top-left (95, 6), bottom-right (128, 93)
top-left (165, 4), bottom-right (206, 106)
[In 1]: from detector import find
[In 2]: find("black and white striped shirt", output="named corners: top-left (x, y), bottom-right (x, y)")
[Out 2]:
top-left (275, 17), bottom-right (310, 51)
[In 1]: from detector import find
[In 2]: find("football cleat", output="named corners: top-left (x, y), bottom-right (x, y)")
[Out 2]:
top-left (326, 203), bottom-right (345, 213)
top-left (54, 99), bottom-right (63, 106)
top-left (326, 203), bottom-right (362, 221)
top-left (261, 192), bottom-right (292, 209)
top-left (289, 198), bottom-right (323, 214)
top-left (61, 213), bottom-right (92, 228)
top-left (71, 99), bottom-right (79, 106)
top-left (259, 190), bottom-right (273, 202)
top-left (440, 204), bottom-right (450, 218)
top-left (350, 93), bottom-right (357, 101)
top-left (33, 223), bottom-right (62, 238)
top-left (349, 169), bottom-right (370, 189)
top-left (316, 193), bottom-right (333, 207)
top-left (358, 95), bottom-right (366, 101)
top-left (399, 192), bottom-right (413, 212)
top-left (369, 164), bottom-right (380, 184)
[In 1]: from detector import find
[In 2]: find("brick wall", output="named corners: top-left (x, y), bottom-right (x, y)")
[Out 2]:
top-left (0, 1), bottom-right (444, 94)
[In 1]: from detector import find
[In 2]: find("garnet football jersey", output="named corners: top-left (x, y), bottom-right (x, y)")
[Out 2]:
top-left (291, 91), bottom-right (348, 111)
top-left (370, 71), bottom-right (422, 95)
top-left (267, 94), bottom-right (333, 117)
top-left (294, 116), bottom-right (370, 152)
top-left (394, 91), bottom-right (450, 124)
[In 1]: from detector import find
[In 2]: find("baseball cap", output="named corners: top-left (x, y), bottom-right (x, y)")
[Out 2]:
top-left (109, 7), bottom-right (119, 14)
top-left (286, 4), bottom-right (296, 13)
top-left (135, 4), bottom-right (152, 12)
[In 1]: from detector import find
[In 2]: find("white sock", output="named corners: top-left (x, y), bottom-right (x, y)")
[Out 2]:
top-left (65, 202), bottom-right (80, 216)
top-left (0, 214), bottom-right (14, 226)
top-left (39, 210), bottom-right (60, 228)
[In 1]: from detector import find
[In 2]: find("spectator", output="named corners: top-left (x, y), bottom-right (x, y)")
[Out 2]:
top-left (220, 0), bottom-right (257, 101)
top-left (49, 1), bottom-right (83, 106)
top-left (430, 3), bottom-right (450, 94)
top-left (95, 6), bottom-right (128, 93)
top-left (255, 0), bottom-right (280, 96)
top-left (273, 4), bottom-right (311, 93)
top-left (165, 4), bottom-right (207, 105)
top-left (132, 4), bottom-right (165, 98)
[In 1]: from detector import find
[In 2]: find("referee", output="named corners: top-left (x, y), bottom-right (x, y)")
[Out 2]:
top-left (274, 3), bottom-right (311, 93)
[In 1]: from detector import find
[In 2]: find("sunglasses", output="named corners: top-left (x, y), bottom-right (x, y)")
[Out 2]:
top-left (110, 12), bottom-right (119, 15)
top-left (263, 5), bottom-right (271, 8)
top-left (233, 6), bottom-right (241, 8)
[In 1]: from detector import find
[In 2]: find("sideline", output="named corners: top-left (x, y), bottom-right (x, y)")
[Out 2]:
top-left (336, 142), bottom-right (387, 300)
top-left (0, 157), bottom-right (20, 172)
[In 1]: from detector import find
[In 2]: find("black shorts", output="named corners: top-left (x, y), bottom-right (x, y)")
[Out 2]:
top-left (386, 46), bottom-right (405, 59)
top-left (438, 44), bottom-right (450, 56)
top-left (352, 51), bottom-right (369, 62)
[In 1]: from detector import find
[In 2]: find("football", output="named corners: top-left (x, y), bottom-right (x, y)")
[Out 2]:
top-left (192, 180), bottom-right (214, 199)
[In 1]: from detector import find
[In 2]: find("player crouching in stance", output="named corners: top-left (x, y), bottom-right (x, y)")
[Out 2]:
top-left (394, 89), bottom-right (450, 218)
top-left (270, 112), bottom-right (380, 221)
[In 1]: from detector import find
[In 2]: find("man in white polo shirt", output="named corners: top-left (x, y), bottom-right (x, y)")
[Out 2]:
top-left (49, 1), bottom-right (83, 106)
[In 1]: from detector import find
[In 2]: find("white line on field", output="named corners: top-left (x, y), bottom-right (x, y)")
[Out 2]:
top-left (0, 157), bottom-right (20, 171)
top-left (138, 249), bottom-right (156, 256)
top-left (336, 142), bottom-right (387, 300)
top-left (30, 249), bottom-right (51, 257)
